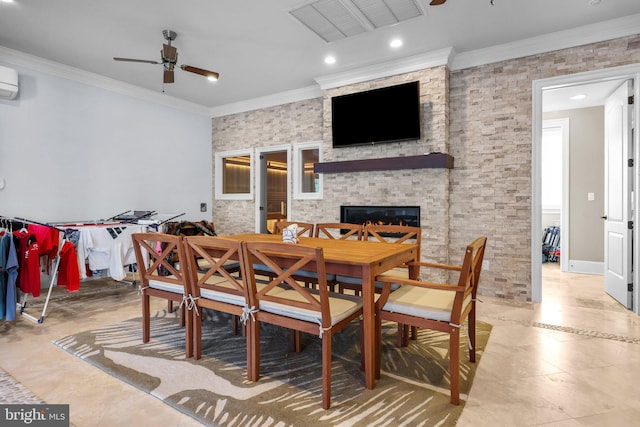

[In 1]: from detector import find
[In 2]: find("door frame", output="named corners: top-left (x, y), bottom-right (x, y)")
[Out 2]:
top-left (254, 144), bottom-right (291, 233)
top-left (531, 63), bottom-right (640, 315)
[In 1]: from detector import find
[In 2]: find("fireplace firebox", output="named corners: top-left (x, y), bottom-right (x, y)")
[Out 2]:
top-left (340, 206), bottom-right (420, 236)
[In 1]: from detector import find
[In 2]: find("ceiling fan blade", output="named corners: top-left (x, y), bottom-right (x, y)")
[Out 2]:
top-left (162, 44), bottom-right (177, 62)
top-left (429, 0), bottom-right (446, 5)
top-left (164, 69), bottom-right (175, 84)
top-left (180, 65), bottom-right (219, 81)
top-left (113, 57), bottom-right (160, 64)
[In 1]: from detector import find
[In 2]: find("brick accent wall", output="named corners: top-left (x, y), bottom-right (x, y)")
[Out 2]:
top-left (320, 67), bottom-right (451, 271)
top-left (449, 34), bottom-right (640, 300)
top-left (212, 34), bottom-right (640, 301)
top-left (212, 98), bottom-right (324, 233)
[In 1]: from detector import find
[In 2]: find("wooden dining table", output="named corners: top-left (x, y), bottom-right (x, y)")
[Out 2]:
top-left (223, 232), bottom-right (418, 390)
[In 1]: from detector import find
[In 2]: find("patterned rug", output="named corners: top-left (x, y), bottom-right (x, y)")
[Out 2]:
top-left (53, 310), bottom-right (491, 426)
top-left (0, 367), bottom-right (45, 404)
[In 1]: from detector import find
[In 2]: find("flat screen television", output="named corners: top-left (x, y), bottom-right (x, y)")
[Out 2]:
top-left (331, 81), bottom-right (420, 148)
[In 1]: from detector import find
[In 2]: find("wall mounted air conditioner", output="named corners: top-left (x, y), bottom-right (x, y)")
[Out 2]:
top-left (0, 65), bottom-right (19, 100)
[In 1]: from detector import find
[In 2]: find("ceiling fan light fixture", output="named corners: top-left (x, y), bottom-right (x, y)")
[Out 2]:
top-left (114, 31), bottom-right (219, 86)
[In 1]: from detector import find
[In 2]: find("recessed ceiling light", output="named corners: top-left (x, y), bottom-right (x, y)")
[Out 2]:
top-left (390, 38), bottom-right (403, 48)
top-left (324, 56), bottom-right (336, 65)
top-left (1, 0), bottom-right (16, 3)
top-left (570, 94), bottom-right (587, 100)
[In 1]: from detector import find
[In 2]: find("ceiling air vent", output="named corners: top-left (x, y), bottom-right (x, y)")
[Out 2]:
top-left (351, 0), bottom-right (423, 29)
top-left (289, 0), bottom-right (425, 43)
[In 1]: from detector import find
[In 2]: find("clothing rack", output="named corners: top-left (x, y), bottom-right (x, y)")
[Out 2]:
top-left (1, 215), bottom-right (76, 324)
top-left (110, 210), bottom-right (157, 223)
top-left (2, 212), bottom-right (182, 323)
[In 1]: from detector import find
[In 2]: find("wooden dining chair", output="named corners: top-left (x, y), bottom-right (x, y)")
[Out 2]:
top-left (314, 222), bottom-right (363, 240)
top-left (243, 241), bottom-right (363, 410)
top-left (183, 236), bottom-right (254, 364)
top-left (272, 221), bottom-right (314, 237)
top-left (308, 222), bottom-right (363, 290)
top-left (374, 236), bottom-right (487, 405)
top-left (253, 220), bottom-right (315, 281)
top-left (335, 224), bottom-right (421, 295)
top-left (132, 232), bottom-right (193, 358)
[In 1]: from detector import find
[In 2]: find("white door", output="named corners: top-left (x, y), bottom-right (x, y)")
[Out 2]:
top-left (603, 80), bottom-right (634, 309)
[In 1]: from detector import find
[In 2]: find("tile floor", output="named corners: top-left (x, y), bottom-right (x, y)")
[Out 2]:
top-left (1, 263), bottom-right (639, 426)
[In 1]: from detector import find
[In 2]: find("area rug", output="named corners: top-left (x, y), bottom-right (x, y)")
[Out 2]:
top-left (53, 313), bottom-right (491, 426)
top-left (0, 367), bottom-right (45, 404)
top-left (1, 278), bottom-right (138, 334)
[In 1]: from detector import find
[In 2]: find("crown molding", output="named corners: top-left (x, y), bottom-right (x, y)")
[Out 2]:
top-left (209, 85), bottom-right (323, 117)
top-left (451, 13), bottom-right (640, 71)
top-left (0, 46), bottom-right (210, 116)
top-left (314, 47), bottom-right (455, 90)
top-left (3, 12), bottom-right (638, 118)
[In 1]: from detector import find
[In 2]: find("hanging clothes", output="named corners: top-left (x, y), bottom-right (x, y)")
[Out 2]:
top-left (75, 225), bottom-right (143, 281)
top-left (0, 232), bottom-right (19, 320)
top-left (13, 229), bottom-right (41, 297)
top-left (28, 224), bottom-right (60, 274)
top-left (57, 240), bottom-right (80, 292)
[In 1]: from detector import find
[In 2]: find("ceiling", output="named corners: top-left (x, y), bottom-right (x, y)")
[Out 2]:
top-left (0, 0), bottom-right (639, 113)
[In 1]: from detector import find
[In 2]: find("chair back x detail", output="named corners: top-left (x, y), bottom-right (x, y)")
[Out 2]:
top-left (243, 240), bottom-right (363, 409)
top-left (335, 224), bottom-right (421, 295)
top-left (374, 236), bottom-right (487, 405)
top-left (273, 221), bottom-right (314, 237)
top-left (132, 232), bottom-right (193, 358)
top-left (183, 236), bottom-right (253, 363)
top-left (364, 223), bottom-right (421, 261)
top-left (315, 222), bottom-right (363, 240)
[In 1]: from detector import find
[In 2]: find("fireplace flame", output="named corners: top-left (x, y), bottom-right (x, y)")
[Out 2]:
top-left (363, 219), bottom-right (406, 227)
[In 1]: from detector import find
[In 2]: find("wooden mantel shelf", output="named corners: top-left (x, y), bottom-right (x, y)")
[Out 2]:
top-left (313, 153), bottom-right (454, 173)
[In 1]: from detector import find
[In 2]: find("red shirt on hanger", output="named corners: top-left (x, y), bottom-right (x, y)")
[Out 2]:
top-left (13, 230), bottom-right (41, 297)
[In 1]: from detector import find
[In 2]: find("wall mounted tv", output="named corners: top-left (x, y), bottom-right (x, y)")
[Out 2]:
top-left (331, 81), bottom-right (420, 148)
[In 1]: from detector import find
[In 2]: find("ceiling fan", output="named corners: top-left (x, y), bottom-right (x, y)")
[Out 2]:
top-left (113, 29), bottom-right (219, 84)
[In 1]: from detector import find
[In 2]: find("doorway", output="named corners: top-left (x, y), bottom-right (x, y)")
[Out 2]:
top-left (255, 145), bottom-right (291, 234)
top-left (541, 118), bottom-right (569, 271)
top-left (532, 64), bottom-right (640, 315)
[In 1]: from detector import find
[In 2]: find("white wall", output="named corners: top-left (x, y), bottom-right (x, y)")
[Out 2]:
top-left (0, 62), bottom-right (212, 223)
top-left (545, 107), bottom-right (605, 263)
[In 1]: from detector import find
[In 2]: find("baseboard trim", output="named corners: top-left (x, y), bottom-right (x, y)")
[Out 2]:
top-left (567, 260), bottom-right (604, 275)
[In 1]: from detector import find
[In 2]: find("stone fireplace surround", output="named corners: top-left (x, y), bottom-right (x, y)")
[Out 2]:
top-left (213, 34), bottom-right (640, 302)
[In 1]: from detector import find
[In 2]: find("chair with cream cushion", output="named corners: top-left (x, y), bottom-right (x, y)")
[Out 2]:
top-left (243, 241), bottom-right (363, 410)
top-left (285, 222), bottom-right (364, 291)
top-left (374, 236), bottom-right (487, 405)
top-left (253, 221), bottom-right (315, 281)
top-left (335, 224), bottom-right (421, 295)
top-left (183, 236), bottom-right (264, 364)
top-left (132, 232), bottom-right (193, 357)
